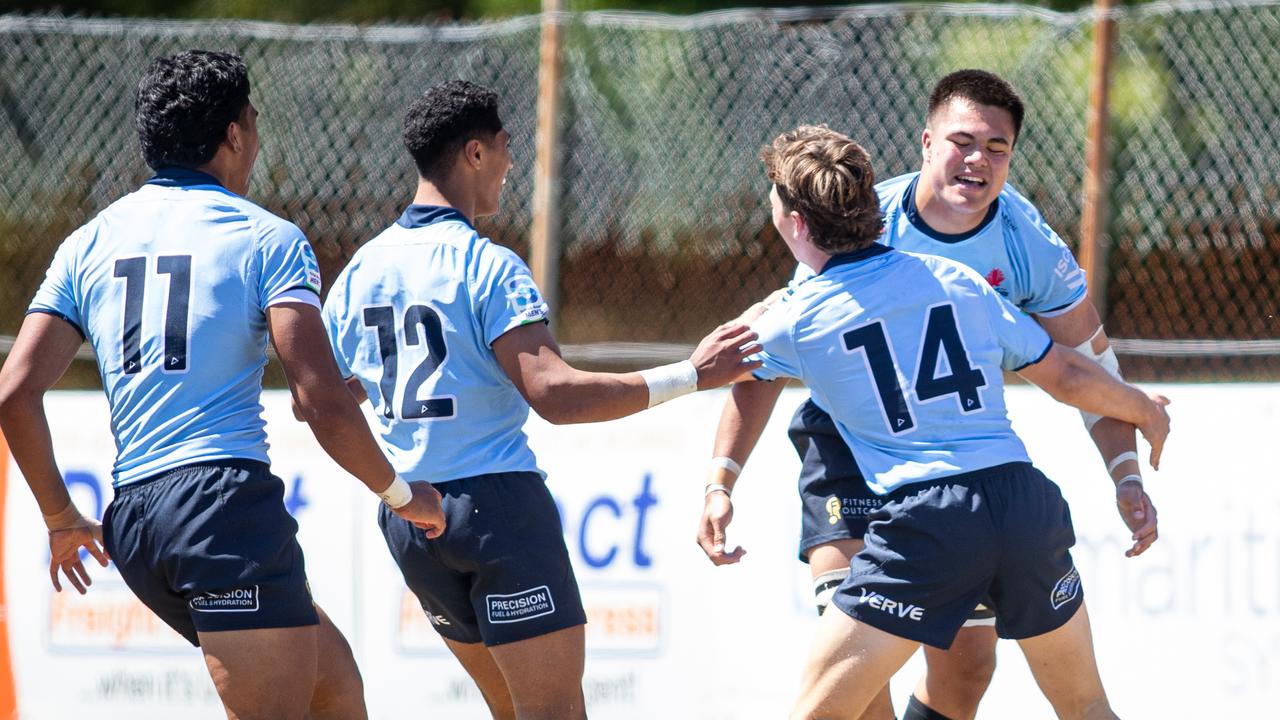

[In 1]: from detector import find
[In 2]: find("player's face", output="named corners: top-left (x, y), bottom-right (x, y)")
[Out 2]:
top-left (919, 98), bottom-right (1015, 227)
top-left (475, 129), bottom-right (513, 218)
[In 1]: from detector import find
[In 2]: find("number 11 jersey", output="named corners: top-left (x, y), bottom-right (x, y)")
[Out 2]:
top-left (27, 168), bottom-right (322, 487)
top-left (322, 205), bottom-right (549, 484)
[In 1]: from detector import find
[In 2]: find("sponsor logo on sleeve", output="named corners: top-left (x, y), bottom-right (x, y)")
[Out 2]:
top-left (189, 586), bottom-right (260, 613)
top-left (1051, 566), bottom-right (1081, 610)
top-left (301, 243), bottom-right (322, 293)
top-left (505, 276), bottom-right (548, 322)
top-left (486, 586), bottom-right (555, 624)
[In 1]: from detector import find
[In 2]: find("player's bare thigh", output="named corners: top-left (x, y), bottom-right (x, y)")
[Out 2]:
top-left (310, 605), bottom-right (368, 720)
top-left (808, 537), bottom-right (863, 579)
top-left (487, 624), bottom-right (586, 720)
top-left (199, 625), bottom-right (319, 720)
top-left (444, 637), bottom-right (516, 720)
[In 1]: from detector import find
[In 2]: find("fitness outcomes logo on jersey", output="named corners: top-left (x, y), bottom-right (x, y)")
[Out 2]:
top-left (487, 586), bottom-right (555, 624)
top-left (505, 275), bottom-right (547, 322)
top-left (301, 242), bottom-right (322, 294)
top-left (189, 586), bottom-right (260, 613)
top-left (1051, 566), bottom-right (1081, 610)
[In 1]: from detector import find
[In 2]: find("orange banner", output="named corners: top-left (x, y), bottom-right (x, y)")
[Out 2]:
top-left (0, 433), bottom-right (17, 718)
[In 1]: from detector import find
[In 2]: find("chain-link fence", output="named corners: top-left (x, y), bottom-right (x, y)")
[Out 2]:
top-left (1, 2), bottom-right (1277, 383)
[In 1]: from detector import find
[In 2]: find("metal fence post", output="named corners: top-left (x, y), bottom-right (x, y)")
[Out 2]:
top-left (530, 0), bottom-right (565, 327)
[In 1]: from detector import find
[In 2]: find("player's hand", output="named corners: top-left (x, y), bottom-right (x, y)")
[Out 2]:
top-left (697, 491), bottom-right (746, 565)
top-left (1137, 393), bottom-right (1171, 470)
top-left (392, 482), bottom-right (447, 540)
top-left (690, 323), bottom-right (762, 390)
top-left (1117, 480), bottom-right (1158, 558)
top-left (48, 520), bottom-right (109, 594)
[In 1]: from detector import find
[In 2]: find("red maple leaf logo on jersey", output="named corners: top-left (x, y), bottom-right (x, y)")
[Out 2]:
top-left (985, 268), bottom-right (1006, 288)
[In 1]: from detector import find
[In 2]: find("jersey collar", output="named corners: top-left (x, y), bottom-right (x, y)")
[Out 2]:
top-left (145, 167), bottom-right (236, 195)
top-left (819, 243), bottom-right (892, 275)
top-left (902, 175), bottom-right (999, 244)
top-left (397, 204), bottom-right (473, 230)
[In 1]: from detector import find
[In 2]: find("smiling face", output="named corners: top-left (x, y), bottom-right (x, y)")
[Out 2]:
top-left (916, 97), bottom-right (1016, 234)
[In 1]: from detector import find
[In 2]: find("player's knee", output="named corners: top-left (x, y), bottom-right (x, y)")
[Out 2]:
top-left (812, 567), bottom-right (849, 616)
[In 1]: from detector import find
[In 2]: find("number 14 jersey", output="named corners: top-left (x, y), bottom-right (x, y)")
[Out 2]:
top-left (322, 205), bottom-right (548, 484)
top-left (28, 168), bottom-right (322, 487)
top-left (751, 244), bottom-right (1053, 495)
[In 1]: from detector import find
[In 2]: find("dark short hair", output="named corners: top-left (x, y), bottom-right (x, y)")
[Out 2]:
top-left (403, 80), bottom-right (504, 181)
top-left (134, 50), bottom-right (251, 171)
top-left (927, 69), bottom-right (1025, 142)
top-left (762, 125), bottom-right (883, 254)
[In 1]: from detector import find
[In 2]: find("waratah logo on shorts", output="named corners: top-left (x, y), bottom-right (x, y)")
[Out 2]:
top-left (1051, 566), bottom-right (1081, 610)
top-left (189, 586), bottom-right (260, 613)
top-left (487, 586), bottom-right (555, 624)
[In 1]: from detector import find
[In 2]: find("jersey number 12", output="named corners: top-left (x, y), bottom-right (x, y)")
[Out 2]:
top-left (363, 304), bottom-right (456, 421)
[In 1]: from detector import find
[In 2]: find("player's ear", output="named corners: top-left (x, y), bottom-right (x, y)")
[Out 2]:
top-left (225, 120), bottom-right (243, 155)
top-left (921, 127), bottom-right (932, 163)
top-left (790, 210), bottom-right (809, 244)
top-left (464, 138), bottom-right (484, 170)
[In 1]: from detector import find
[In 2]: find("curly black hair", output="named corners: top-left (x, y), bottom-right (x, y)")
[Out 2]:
top-left (403, 80), bottom-right (503, 182)
top-left (134, 50), bottom-right (250, 171)
top-left (927, 69), bottom-right (1025, 143)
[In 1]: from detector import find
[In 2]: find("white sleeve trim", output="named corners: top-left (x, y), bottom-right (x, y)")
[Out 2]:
top-left (266, 288), bottom-right (322, 310)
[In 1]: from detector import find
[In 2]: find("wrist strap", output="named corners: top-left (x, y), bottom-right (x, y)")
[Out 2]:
top-left (705, 483), bottom-right (732, 498)
top-left (640, 360), bottom-right (699, 408)
top-left (711, 456), bottom-right (742, 476)
top-left (1117, 474), bottom-right (1143, 488)
top-left (378, 475), bottom-right (414, 509)
top-left (1106, 451), bottom-right (1140, 475)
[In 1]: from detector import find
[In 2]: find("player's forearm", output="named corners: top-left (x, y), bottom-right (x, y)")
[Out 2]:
top-left (1041, 348), bottom-right (1154, 426)
top-left (0, 389), bottom-right (74, 515)
top-left (1088, 417), bottom-right (1142, 482)
top-left (526, 367), bottom-right (651, 425)
top-left (714, 380), bottom-right (784, 463)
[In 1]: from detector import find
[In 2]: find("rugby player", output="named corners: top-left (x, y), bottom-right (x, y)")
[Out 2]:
top-left (321, 79), bottom-right (759, 720)
top-left (0, 50), bottom-right (445, 720)
top-left (697, 70), bottom-right (1157, 720)
top-left (738, 125), bottom-right (1169, 720)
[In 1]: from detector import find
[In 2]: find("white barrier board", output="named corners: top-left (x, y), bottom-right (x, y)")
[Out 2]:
top-left (1, 384), bottom-right (1275, 717)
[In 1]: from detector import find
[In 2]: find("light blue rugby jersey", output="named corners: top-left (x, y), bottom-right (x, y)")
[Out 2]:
top-left (794, 172), bottom-right (1087, 316)
top-left (755, 245), bottom-right (1053, 494)
top-left (323, 205), bottom-right (548, 484)
top-left (28, 168), bottom-right (323, 487)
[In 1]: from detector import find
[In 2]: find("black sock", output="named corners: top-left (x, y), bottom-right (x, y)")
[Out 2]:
top-left (903, 695), bottom-right (955, 720)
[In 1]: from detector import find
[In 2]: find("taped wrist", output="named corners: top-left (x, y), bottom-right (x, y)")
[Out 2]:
top-left (377, 475), bottom-right (414, 509)
top-left (640, 360), bottom-right (699, 408)
top-left (43, 502), bottom-right (88, 531)
top-left (1074, 327), bottom-right (1124, 430)
top-left (812, 567), bottom-right (850, 616)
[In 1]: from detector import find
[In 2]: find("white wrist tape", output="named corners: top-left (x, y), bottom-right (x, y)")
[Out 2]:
top-left (377, 475), bottom-right (414, 509)
top-left (1106, 451), bottom-right (1140, 475)
top-left (705, 483), bottom-right (732, 498)
top-left (1074, 327), bottom-right (1124, 430)
top-left (1117, 474), bottom-right (1143, 488)
top-left (640, 360), bottom-right (699, 408)
top-left (42, 502), bottom-right (89, 531)
top-left (711, 456), bottom-right (743, 476)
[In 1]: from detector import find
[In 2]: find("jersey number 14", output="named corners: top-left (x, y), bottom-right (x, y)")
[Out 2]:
top-left (842, 303), bottom-right (987, 435)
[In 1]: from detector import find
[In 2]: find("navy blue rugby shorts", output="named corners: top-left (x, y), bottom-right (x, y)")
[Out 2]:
top-left (379, 471), bottom-right (586, 646)
top-left (831, 462), bottom-right (1082, 649)
top-left (789, 398), bottom-right (885, 561)
top-left (101, 459), bottom-right (319, 646)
